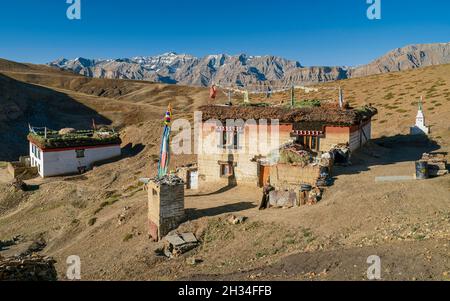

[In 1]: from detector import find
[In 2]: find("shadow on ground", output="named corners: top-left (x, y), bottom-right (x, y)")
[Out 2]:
top-left (122, 143), bottom-right (146, 158)
top-left (186, 202), bottom-right (256, 221)
top-left (333, 134), bottom-right (442, 177)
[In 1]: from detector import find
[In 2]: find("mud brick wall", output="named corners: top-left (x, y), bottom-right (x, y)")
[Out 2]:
top-left (270, 164), bottom-right (321, 189)
top-left (148, 181), bottom-right (185, 241)
top-left (197, 123), bottom-right (294, 186)
top-left (319, 126), bottom-right (351, 152)
top-left (198, 153), bottom-right (259, 184)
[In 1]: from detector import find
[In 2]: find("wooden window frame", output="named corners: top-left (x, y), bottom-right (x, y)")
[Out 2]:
top-left (297, 135), bottom-right (320, 151)
top-left (218, 161), bottom-right (235, 178)
top-left (218, 131), bottom-right (242, 150)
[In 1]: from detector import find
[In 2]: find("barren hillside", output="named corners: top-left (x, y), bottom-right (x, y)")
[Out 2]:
top-left (0, 59), bottom-right (449, 281)
top-left (0, 59), bottom-right (222, 161)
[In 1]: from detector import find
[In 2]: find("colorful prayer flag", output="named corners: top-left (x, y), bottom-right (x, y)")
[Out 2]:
top-left (158, 104), bottom-right (173, 178)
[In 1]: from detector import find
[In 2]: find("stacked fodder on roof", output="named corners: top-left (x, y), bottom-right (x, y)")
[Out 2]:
top-left (199, 105), bottom-right (377, 126)
top-left (28, 128), bottom-right (121, 149)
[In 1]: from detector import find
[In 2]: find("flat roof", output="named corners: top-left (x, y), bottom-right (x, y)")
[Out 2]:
top-left (199, 104), bottom-right (377, 126)
top-left (28, 128), bottom-right (121, 150)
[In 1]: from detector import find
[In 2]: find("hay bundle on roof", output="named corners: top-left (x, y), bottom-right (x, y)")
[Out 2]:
top-left (58, 128), bottom-right (76, 135)
top-left (199, 105), bottom-right (377, 126)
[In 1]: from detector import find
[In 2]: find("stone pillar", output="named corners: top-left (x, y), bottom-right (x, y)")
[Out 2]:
top-left (147, 177), bottom-right (185, 241)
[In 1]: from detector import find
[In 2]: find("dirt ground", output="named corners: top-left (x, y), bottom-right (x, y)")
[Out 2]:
top-left (0, 139), bottom-right (448, 281)
top-left (0, 164), bottom-right (12, 184)
top-left (0, 60), bottom-right (449, 281)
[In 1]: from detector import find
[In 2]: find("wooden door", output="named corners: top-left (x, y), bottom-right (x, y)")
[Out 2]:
top-left (259, 165), bottom-right (271, 187)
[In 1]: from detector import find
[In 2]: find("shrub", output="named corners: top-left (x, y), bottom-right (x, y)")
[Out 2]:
top-left (123, 233), bottom-right (133, 242)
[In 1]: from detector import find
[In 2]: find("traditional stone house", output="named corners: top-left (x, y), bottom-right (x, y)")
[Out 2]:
top-left (28, 127), bottom-right (122, 177)
top-left (197, 104), bottom-right (377, 187)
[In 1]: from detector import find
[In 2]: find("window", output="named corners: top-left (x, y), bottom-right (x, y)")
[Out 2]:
top-left (75, 149), bottom-right (85, 158)
top-left (219, 131), bottom-right (241, 150)
top-left (297, 135), bottom-right (320, 151)
top-left (220, 162), bottom-right (234, 178)
top-left (32, 144), bottom-right (41, 160)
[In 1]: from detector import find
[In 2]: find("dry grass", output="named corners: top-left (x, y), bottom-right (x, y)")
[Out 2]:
top-left (245, 63), bottom-right (450, 143)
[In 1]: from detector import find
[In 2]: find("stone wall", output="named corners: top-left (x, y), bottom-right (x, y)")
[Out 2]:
top-left (147, 181), bottom-right (185, 241)
top-left (0, 255), bottom-right (57, 281)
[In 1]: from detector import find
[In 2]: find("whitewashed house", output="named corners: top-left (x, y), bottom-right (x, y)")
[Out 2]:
top-left (28, 127), bottom-right (122, 178)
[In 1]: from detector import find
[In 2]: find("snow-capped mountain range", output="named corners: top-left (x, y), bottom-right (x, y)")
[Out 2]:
top-left (49, 43), bottom-right (450, 87)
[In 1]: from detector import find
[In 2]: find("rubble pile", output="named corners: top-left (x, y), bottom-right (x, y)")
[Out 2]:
top-left (151, 175), bottom-right (185, 186)
top-left (317, 153), bottom-right (333, 187)
top-left (421, 153), bottom-right (448, 177)
top-left (0, 235), bottom-right (21, 251)
top-left (226, 214), bottom-right (247, 225)
top-left (299, 185), bottom-right (323, 206)
top-left (0, 255), bottom-right (57, 281)
top-left (307, 187), bottom-right (323, 205)
top-left (163, 233), bottom-right (199, 258)
top-left (331, 144), bottom-right (351, 165)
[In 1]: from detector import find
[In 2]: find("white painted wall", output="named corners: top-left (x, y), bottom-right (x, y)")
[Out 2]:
top-left (30, 142), bottom-right (43, 176)
top-left (30, 142), bottom-right (121, 177)
top-left (349, 122), bottom-right (372, 151)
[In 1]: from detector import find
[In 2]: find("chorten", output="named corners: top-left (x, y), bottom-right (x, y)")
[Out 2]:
top-left (410, 97), bottom-right (430, 135)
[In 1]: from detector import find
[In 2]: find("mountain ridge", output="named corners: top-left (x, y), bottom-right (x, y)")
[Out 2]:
top-left (48, 42), bottom-right (450, 87)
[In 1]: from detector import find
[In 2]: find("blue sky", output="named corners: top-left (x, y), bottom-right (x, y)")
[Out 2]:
top-left (0, 0), bottom-right (449, 66)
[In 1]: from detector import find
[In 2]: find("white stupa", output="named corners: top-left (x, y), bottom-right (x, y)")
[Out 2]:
top-left (410, 97), bottom-right (430, 135)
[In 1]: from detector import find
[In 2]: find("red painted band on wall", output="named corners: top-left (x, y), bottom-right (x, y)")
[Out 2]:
top-left (30, 143), bottom-right (121, 153)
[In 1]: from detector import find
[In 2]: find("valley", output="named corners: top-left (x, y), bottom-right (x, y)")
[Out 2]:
top-left (0, 58), bottom-right (449, 281)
